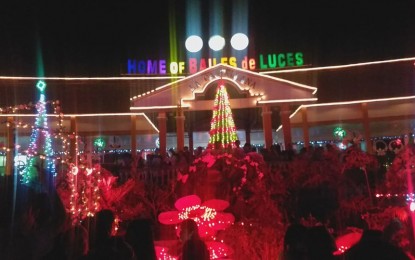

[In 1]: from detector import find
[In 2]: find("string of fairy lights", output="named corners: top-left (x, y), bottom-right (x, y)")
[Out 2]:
top-left (68, 164), bottom-right (102, 224)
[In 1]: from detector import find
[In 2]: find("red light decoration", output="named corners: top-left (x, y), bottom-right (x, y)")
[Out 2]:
top-left (158, 195), bottom-right (235, 259)
top-left (158, 195), bottom-right (235, 238)
top-left (333, 231), bottom-right (362, 255)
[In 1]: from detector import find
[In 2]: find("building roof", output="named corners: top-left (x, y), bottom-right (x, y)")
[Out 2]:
top-left (130, 63), bottom-right (318, 112)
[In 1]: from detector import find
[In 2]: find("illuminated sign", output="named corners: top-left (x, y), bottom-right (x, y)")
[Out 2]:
top-left (126, 52), bottom-right (304, 75)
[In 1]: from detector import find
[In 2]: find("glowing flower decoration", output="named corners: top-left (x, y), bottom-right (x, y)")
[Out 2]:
top-left (158, 195), bottom-right (235, 238)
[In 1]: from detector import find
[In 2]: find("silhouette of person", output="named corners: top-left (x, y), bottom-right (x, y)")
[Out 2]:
top-left (305, 225), bottom-right (337, 260)
top-left (178, 219), bottom-right (210, 260)
top-left (280, 223), bottom-right (308, 260)
top-left (86, 209), bottom-right (134, 260)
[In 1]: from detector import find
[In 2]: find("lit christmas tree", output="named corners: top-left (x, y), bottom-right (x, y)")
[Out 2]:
top-left (208, 83), bottom-right (238, 148)
top-left (21, 80), bottom-right (56, 189)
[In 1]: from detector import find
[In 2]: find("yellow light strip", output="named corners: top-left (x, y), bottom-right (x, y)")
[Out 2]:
top-left (0, 76), bottom-right (185, 80)
top-left (0, 113), bottom-right (160, 133)
top-left (181, 78), bottom-right (249, 103)
top-left (64, 112), bottom-right (150, 117)
top-left (141, 113), bottom-right (159, 133)
top-left (289, 106), bottom-right (304, 119)
top-left (258, 98), bottom-right (318, 104)
top-left (130, 105), bottom-right (191, 110)
top-left (261, 57), bottom-right (415, 74)
top-left (304, 95), bottom-right (415, 107)
top-left (288, 95), bottom-right (415, 119)
top-left (141, 63), bottom-right (318, 99)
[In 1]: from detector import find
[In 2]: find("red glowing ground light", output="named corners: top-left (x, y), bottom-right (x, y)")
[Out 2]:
top-left (333, 231), bottom-right (362, 255)
top-left (158, 194), bottom-right (235, 238)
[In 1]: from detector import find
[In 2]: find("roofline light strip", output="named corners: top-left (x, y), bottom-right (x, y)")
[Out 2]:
top-left (260, 57), bottom-right (415, 74)
top-left (151, 63), bottom-right (318, 95)
top-left (0, 76), bottom-right (185, 80)
top-left (289, 95), bottom-right (415, 119)
top-left (304, 95), bottom-right (415, 107)
top-left (258, 98), bottom-right (318, 104)
top-left (0, 112), bottom-right (159, 132)
top-left (130, 105), bottom-right (191, 110)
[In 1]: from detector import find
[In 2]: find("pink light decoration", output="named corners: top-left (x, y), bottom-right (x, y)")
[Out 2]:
top-left (202, 199), bottom-right (229, 211)
top-left (175, 194), bottom-right (201, 210)
top-left (158, 211), bottom-right (181, 225)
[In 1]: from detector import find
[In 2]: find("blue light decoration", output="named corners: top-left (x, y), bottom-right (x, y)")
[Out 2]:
top-left (21, 80), bottom-right (56, 187)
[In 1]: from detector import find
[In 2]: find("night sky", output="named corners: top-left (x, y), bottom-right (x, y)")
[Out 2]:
top-left (0, 0), bottom-right (415, 107)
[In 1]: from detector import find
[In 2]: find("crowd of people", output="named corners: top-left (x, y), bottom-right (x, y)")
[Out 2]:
top-left (1, 140), bottom-right (414, 259)
top-left (2, 188), bottom-right (412, 259)
top-left (0, 188), bottom-right (212, 260)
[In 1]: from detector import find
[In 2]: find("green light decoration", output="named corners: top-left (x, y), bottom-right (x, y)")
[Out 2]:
top-left (208, 83), bottom-right (238, 148)
top-left (94, 137), bottom-right (106, 151)
top-left (36, 80), bottom-right (46, 92)
top-left (333, 127), bottom-right (346, 139)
